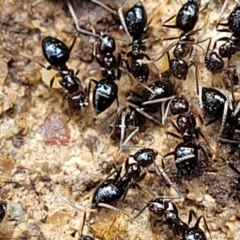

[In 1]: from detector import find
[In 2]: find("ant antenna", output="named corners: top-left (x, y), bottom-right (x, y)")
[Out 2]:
top-left (65, 0), bottom-right (100, 38)
top-left (57, 193), bottom-right (96, 213)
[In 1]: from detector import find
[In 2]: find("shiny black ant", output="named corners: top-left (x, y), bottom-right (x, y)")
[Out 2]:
top-left (88, 33), bottom-right (122, 115)
top-left (90, 0), bottom-right (151, 82)
top-left (214, 4), bottom-right (240, 61)
top-left (141, 0), bottom-right (201, 80)
top-left (0, 201), bottom-right (7, 223)
top-left (91, 159), bottom-right (144, 217)
top-left (126, 78), bottom-right (175, 125)
top-left (134, 198), bottom-right (211, 239)
top-left (121, 1), bottom-right (152, 83)
top-left (92, 147), bottom-right (182, 215)
top-left (109, 106), bottom-right (143, 147)
top-left (41, 36), bottom-right (89, 115)
top-left (199, 86), bottom-right (232, 138)
top-left (163, 137), bottom-right (209, 181)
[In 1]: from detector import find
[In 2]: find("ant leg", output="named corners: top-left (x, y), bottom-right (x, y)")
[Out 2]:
top-left (153, 157), bottom-right (182, 199)
top-left (127, 102), bottom-right (162, 125)
top-left (167, 131), bottom-right (182, 140)
top-left (218, 99), bottom-right (230, 138)
top-left (133, 202), bottom-right (149, 218)
top-left (142, 96), bottom-right (175, 106)
top-left (119, 113), bottom-right (127, 148)
top-left (69, 35), bottom-right (77, 54)
top-left (87, 79), bottom-right (97, 99)
top-left (117, 52), bottom-right (122, 80)
top-left (65, 0), bottom-right (99, 38)
top-left (195, 215), bottom-right (212, 240)
top-left (120, 127), bottom-right (139, 150)
top-left (216, 0), bottom-right (229, 29)
top-left (118, 0), bottom-right (132, 40)
top-left (97, 203), bottom-right (133, 219)
top-left (212, 37), bottom-right (229, 50)
top-left (162, 97), bottom-right (175, 124)
top-left (162, 14), bottom-right (177, 28)
top-left (90, 0), bottom-right (117, 15)
top-left (137, 41), bottom-right (178, 64)
top-left (163, 154), bottom-right (196, 172)
top-left (57, 193), bottom-right (95, 213)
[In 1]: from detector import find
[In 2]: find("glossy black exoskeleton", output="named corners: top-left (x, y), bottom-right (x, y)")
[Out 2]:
top-left (182, 210), bottom-right (209, 240)
top-left (201, 87), bottom-right (227, 121)
top-left (109, 106), bottom-right (144, 146)
top-left (174, 141), bottom-right (200, 179)
top-left (159, 0), bottom-right (200, 79)
top-left (90, 78), bottom-right (118, 115)
top-left (42, 36), bottom-right (88, 114)
top-left (124, 1), bottom-right (148, 39)
top-left (89, 33), bottom-right (121, 115)
top-left (129, 78), bottom-right (174, 106)
top-left (214, 4), bottom-right (240, 60)
top-left (90, 0), bottom-right (150, 82)
top-left (0, 201), bottom-right (7, 223)
top-left (94, 33), bottom-right (122, 81)
top-left (126, 78), bottom-right (175, 125)
top-left (134, 198), bottom-right (187, 236)
top-left (130, 148), bottom-right (158, 168)
top-left (170, 95), bottom-right (189, 115)
top-left (205, 51), bottom-right (224, 73)
top-left (91, 159), bottom-right (145, 214)
top-left (169, 112), bottom-right (204, 143)
top-left (135, 198), bottom-right (210, 240)
top-left (164, 123), bottom-right (209, 180)
top-left (162, 94), bottom-right (189, 124)
top-left (175, 0), bottom-right (199, 33)
top-left (123, 2), bottom-right (151, 82)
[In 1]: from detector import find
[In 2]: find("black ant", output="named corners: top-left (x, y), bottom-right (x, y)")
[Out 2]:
top-left (90, 0), bottom-right (151, 82)
top-left (109, 106), bottom-right (143, 147)
top-left (88, 33), bottom-right (122, 115)
top-left (92, 147), bottom-right (182, 215)
top-left (214, 4), bottom-right (240, 61)
top-left (204, 38), bottom-right (225, 73)
top-left (140, 0), bottom-right (201, 80)
top-left (134, 198), bottom-right (211, 240)
top-left (163, 137), bottom-right (209, 181)
top-left (121, 1), bottom-right (152, 83)
top-left (0, 201), bottom-right (7, 223)
top-left (91, 159), bottom-right (144, 217)
top-left (199, 86), bottom-right (232, 138)
top-left (41, 36), bottom-right (89, 115)
top-left (126, 78), bottom-right (175, 125)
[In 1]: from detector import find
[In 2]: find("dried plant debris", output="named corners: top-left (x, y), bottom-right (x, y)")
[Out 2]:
top-left (1, 0), bottom-right (240, 239)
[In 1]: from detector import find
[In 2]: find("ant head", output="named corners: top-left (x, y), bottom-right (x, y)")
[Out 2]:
top-left (132, 148), bottom-right (157, 168)
top-left (148, 198), bottom-right (168, 217)
top-left (98, 34), bottom-right (116, 54)
top-left (170, 95), bottom-right (189, 115)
